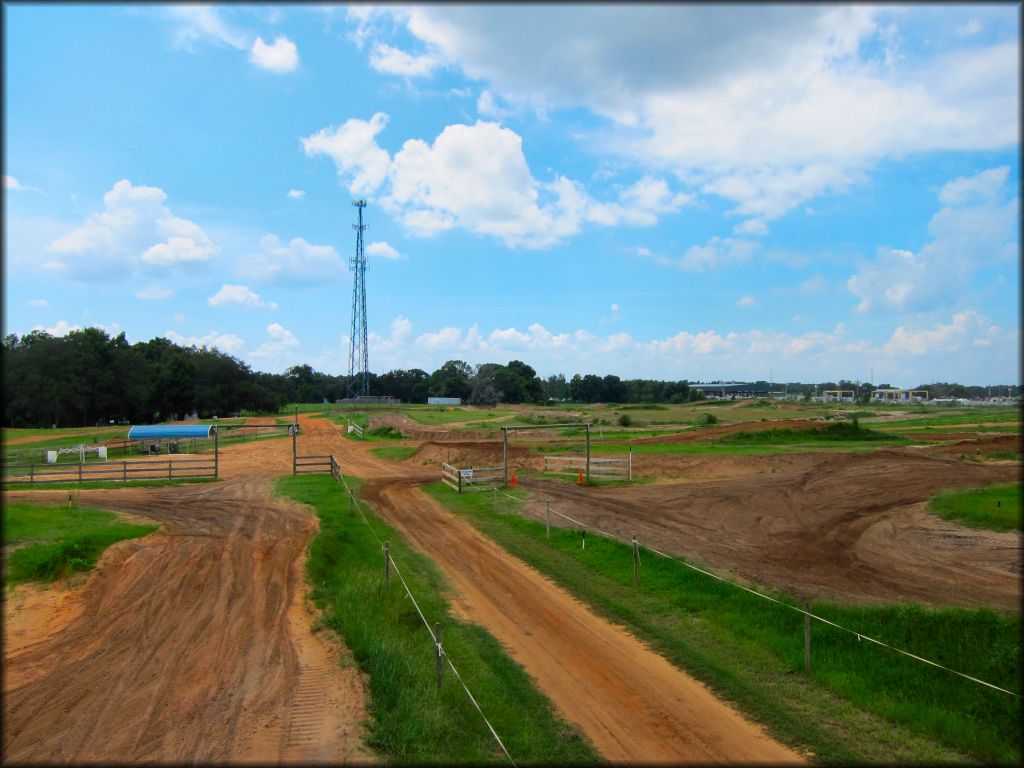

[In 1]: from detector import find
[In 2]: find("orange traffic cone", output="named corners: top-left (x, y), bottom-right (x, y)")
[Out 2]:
top-left (510, 472), bottom-right (517, 488)
top-left (577, 470), bottom-right (584, 485)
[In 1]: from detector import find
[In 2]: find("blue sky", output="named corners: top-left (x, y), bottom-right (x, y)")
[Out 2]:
top-left (3, 4), bottom-right (1019, 386)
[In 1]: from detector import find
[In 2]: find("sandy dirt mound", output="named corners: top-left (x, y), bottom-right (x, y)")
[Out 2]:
top-left (515, 447), bottom-right (1020, 609)
top-left (3, 419), bottom-right (373, 764)
top-left (360, 477), bottom-right (805, 764)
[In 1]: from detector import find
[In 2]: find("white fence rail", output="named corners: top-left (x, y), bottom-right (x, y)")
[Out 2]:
top-left (441, 462), bottom-right (503, 493)
top-left (543, 451), bottom-right (632, 480)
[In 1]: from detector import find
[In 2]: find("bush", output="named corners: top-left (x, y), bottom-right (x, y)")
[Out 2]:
top-left (617, 414), bottom-right (633, 427)
top-left (701, 413), bottom-right (719, 425)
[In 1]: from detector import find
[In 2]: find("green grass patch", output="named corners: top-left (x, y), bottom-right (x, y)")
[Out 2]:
top-left (719, 420), bottom-right (901, 444)
top-left (403, 408), bottom-right (513, 425)
top-left (540, 440), bottom-right (896, 457)
top-left (984, 450), bottom-right (1020, 460)
top-left (425, 484), bottom-right (1019, 765)
top-left (274, 475), bottom-right (598, 764)
top-left (927, 484), bottom-right (1021, 532)
top-left (869, 410), bottom-right (1020, 430)
top-left (3, 501), bottom-right (157, 584)
top-left (370, 446), bottom-right (418, 462)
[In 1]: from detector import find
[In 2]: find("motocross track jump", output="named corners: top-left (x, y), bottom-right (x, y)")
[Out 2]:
top-left (4, 412), bottom-right (1016, 762)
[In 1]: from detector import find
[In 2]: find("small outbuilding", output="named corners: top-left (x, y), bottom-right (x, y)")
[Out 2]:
top-left (427, 397), bottom-right (462, 406)
top-left (127, 424), bottom-right (218, 456)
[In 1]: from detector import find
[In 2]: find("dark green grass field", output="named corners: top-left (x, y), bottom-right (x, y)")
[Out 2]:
top-left (425, 484), bottom-right (1020, 765)
top-left (927, 483), bottom-right (1021, 531)
top-left (3, 501), bottom-right (157, 584)
top-left (275, 475), bottom-right (598, 765)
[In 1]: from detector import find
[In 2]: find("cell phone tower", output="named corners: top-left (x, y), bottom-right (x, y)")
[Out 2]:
top-left (347, 199), bottom-right (369, 398)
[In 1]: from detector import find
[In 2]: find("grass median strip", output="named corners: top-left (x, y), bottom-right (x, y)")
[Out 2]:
top-left (275, 474), bottom-right (599, 765)
top-left (927, 483), bottom-right (1021, 531)
top-left (424, 483), bottom-right (1020, 765)
top-left (370, 446), bottom-right (418, 462)
top-left (3, 501), bottom-right (157, 585)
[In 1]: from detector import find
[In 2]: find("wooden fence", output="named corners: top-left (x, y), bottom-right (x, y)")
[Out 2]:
top-left (293, 454), bottom-right (342, 482)
top-left (543, 451), bottom-right (632, 480)
top-left (441, 462), bottom-right (503, 493)
top-left (2, 457), bottom-right (217, 486)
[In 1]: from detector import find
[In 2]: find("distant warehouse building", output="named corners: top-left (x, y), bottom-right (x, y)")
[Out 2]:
top-left (428, 397), bottom-right (462, 406)
top-left (872, 388), bottom-right (929, 402)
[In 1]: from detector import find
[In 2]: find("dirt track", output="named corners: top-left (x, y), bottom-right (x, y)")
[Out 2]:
top-left (4, 413), bottom-right (1019, 763)
top-left (3, 419), bottom-right (372, 764)
top-left (516, 448), bottom-right (1020, 609)
top-left (361, 477), bottom-right (804, 764)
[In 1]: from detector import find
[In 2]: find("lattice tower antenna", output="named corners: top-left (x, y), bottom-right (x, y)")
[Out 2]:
top-left (347, 199), bottom-right (369, 397)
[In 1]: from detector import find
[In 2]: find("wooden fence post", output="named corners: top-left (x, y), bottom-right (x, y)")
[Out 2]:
top-left (585, 424), bottom-right (591, 483)
top-left (804, 601), bottom-right (812, 674)
top-left (123, 461), bottom-right (127, 482)
top-left (78, 462), bottom-right (83, 483)
top-left (632, 535), bottom-right (639, 587)
top-left (292, 427), bottom-right (297, 476)
top-left (435, 623), bottom-right (443, 688)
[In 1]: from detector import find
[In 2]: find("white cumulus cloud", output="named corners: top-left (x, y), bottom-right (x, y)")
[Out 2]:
top-left (287, 189), bottom-right (305, 199)
top-left (248, 323), bottom-right (302, 372)
top-left (165, 329), bottom-right (245, 354)
top-left (208, 284), bottom-right (274, 308)
top-left (48, 179), bottom-right (218, 280)
top-left (236, 233), bottom-right (345, 285)
top-left (848, 166), bottom-right (1018, 314)
top-left (303, 115), bottom-right (690, 248)
top-left (366, 241), bottom-right (401, 259)
top-left (250, 35), bottom-right (299, 72)
top-left (369, 42), bottom-right (441, 76)
top-left (26, 298), bottom-right (49, 307)
top-left (31, 320), bottom-right (81, 337)
top-left (354, 6), bottom-right (1018, 227)
top-left (301, 112), bottom-right (393, 196)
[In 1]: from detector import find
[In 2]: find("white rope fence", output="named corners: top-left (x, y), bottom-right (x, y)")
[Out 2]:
top-left (341, 479), bottom-right (516, 765)
top-left (492, 487), bottom-right (1018, 699)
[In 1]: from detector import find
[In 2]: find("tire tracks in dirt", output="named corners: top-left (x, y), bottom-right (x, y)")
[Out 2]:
top-left (358, 476), bottom-right (804, 764)
top-left (3, 420), bottom-right (373, 764)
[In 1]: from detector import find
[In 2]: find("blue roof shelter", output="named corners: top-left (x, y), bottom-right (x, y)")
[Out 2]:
top-left (127, 425), bottom-right (219, 477)
top-left (127, 425), bottom-right (216, 440)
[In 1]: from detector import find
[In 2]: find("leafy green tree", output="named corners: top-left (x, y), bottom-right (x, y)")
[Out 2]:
top-left (429, 360), bottom-right (472, 400)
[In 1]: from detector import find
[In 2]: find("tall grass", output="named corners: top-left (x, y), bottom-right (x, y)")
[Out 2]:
top-left (275, 475), bottom-right (597, 764)
top-left (3, 502), bottom-right (157, 584)
top-left (425, 484), bottom-right (1020, 765)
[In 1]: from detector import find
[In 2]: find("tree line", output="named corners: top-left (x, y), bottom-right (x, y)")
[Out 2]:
top-left (2, 328), bottom-right (1016, 428)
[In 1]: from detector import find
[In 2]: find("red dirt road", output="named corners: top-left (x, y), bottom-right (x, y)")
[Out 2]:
top-left (3, 419), bottom-right (373, 764)
top-left (360, 477), bottom-right (804, 764)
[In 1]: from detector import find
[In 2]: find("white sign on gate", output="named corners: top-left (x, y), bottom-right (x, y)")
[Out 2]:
top-left (460, 469), bottom-right (474, 480)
